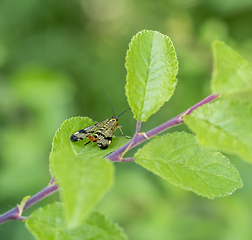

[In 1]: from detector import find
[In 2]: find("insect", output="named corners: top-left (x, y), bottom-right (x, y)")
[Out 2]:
top-left (70, 89), bottom-right (130, 150)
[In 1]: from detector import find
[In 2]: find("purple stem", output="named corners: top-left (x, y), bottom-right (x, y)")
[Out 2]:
top-left (131, 120), bottom-right (142, 142)
top-left (107, 93), bottom-right (220, 161)
top-left (135, 121), bottom-right (141, 135)
top-left (116, 157), bottom-right (135, 162)
top-left (0, 183), bottom-right (58, 225)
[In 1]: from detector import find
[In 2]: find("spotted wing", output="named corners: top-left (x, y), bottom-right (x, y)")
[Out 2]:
top-left (96, 119), bottom-right (118, 149)
top-left (70, 119), bottom-right (109, 142)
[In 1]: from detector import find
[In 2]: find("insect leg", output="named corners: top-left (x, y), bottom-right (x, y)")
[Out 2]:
top-left (84, 141), bottom-right (91, 146)
top-left (118, 126), bottom-right (131, 139)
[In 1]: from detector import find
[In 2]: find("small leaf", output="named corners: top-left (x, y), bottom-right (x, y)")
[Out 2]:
top-left (50, 149), bottom-right (114, 228)
top-left (211, 40), bottom-right (252, 93)
top-left (17, 195), bottom-right (30, 217)
top-left (125, 30), bottom-right (178, 122)
top-left (25, 202), bottom-right (128, 240)
top-left (50, 116), bottom-right (130, 159)
top-left (135, 132), bottom-right (242, 199)
top-left (184, 99), bottom-right (252, 163)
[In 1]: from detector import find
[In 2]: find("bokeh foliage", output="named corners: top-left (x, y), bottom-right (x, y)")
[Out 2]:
top-left (1, 0), bottom-right (252, 239)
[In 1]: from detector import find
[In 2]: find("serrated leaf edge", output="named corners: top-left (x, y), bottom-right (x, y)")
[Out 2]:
top-left (135, 132), bottom-right (242, 198)
top-left (125, 29), bottom-right (178, 121)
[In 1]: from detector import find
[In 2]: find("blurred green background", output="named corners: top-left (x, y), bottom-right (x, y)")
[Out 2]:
top-left (1, 0), bottom-right (252, 239)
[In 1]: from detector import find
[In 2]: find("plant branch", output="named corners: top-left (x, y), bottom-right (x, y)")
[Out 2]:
top-left (108, 93), bottom-right (221, 161)
top-left (0, 93), bottom-right (220, 225)
top-left (0, 183), bottom-right (58, 225)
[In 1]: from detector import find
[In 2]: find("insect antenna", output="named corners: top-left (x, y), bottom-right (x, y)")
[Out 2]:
top-left (101, 85), bottom-right (116, 117)
top-left (117, 107), bottom-right (131, 118)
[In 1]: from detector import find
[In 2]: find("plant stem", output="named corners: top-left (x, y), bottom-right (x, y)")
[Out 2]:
top-left (0, 183), bottom-right (58, 225)
top-left (107, 93), bottom-right (220, 161)
top-left (115, 157), bottom-right (135, 162)
top-left (135, 121), bottom-right (141, 135)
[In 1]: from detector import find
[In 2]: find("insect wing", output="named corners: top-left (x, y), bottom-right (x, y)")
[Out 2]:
top-left (96, 119), bottom-right (118, 149)
top-left (70, 119), bottom-right (109, 142)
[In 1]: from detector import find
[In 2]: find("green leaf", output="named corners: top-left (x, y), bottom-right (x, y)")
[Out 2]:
top-left (211, 40), bottom-right (252, 93)
top-left (50, 149), bottom-right (114, 228)
top-left (125, 30), bottom-right (178, 122)
top-left (17, 195), bottom-right (30, 216)
top-left (25, 202), bottom-right (128, 240)
top-left (135, 132), bottom-right (242, 199)
top-left (50, 116), bottom-right (130, 158)
top-left (184, 99), bottom-right (252, 163)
